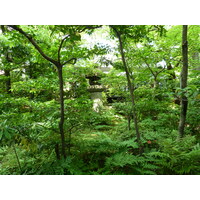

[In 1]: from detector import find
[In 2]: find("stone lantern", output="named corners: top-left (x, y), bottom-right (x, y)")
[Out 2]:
top-left (86, 67), bottom-right (109, 112)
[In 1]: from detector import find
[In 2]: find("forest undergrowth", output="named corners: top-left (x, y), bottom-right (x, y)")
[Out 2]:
top-left (1, 105), bottom-right (199, 175)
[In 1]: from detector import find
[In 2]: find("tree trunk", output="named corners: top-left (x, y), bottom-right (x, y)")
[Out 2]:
top-left (178, 25), bottom-right (188, 138)
top-left (153, 76), bottom-right (158, 88)
top-left (68, 130), bottom-right (72, 155)
top-left (57, 65), bottom-right (66, 158)
top-left (55, 143), bottom-right (61, 160)
top-left (128, 115), bottom-right (131, 131)
top-left (4, 69), bottom-right (11, 94)
top-left (111, 26), bottom-right (142, 151)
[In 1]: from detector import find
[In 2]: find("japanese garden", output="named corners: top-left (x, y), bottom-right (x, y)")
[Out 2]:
top-left (0, 25), bottom-right (199, 175)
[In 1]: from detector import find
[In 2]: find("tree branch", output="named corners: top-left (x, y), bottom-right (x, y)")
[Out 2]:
top-left (58, 35), bottom-right (70, 63)
top-left (78, 25), bottom-right (102, 33)
top-left (135, 45), bottom-right (165, 78)
top-left (62, 58), bottom-right (77, 66)
top-left (156, 65), bottom-right (166, 75)
top-left (8, 25), bottom-right (59, 66)
top-left (142, 58), bottom-right (156, 78)
top-left (175, 58), bottom-right (182, 68)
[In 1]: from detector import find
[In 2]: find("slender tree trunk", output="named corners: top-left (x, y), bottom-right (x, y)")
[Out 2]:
top-left (4, 69), bottom-right (11, 94)
top-left (153, 76), bottom-right (158, 88)
top-left (68, 130), bottom-right (72, 155)
top-left (119, 40), bottom-right (141, 148)
top-left (13, 143), bottom-right (22, 174)
top-left (128, 115), bottom-right (131, 131)
top-left (111, 27), bottom-right (142, 151)
top-left (57, 65), bottom-right (66, 158)
top-left (178, 25), bottom-right (188, 138)
top-left (55, 143), bottom-right (61, 160)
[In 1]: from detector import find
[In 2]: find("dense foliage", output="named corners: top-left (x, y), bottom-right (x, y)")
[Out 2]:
top-left (0, 25), bottom-right (199, 175)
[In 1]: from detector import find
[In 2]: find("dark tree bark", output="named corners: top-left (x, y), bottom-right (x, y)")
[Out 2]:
top-left (68, 130), bottom-right (72, 155)
top-left (178, 25), bottom-right (189, 138)
top-left (4, 69), bottom-right (11, 94)
top-left (57, 65), bottom-right (66, 158)
top-left (127, 115), bottom-right (131, 131)
top-left (110, 26), bottom-right (142, 152)
top-left (55, 143), bottom-right (61, 160)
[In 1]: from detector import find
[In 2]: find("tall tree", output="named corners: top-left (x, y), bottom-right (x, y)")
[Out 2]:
top-left (178, 25), bottom-right (189, 138)
top-left (7, 25), bottom-right (101, 159)
top-left (8, 25), bottom-right (77, 159)
top-left (110, 26), bottom-right (142, 152)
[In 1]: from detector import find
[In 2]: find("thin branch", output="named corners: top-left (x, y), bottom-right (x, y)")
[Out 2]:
top-left (174, 58), bottom-right (182, 68)
top-left (8, 25), bottom-right (59, 66)
top-left (78, 25), bottom-right (102, 33)
top-left (13, 142), bottom-right (22, 174)
top-left (135, 45), bottom-right (156, 78)
top-left (58, 35), bottom-right (70, 63)
top-left (143, 59), bottom-right (156, 78)
top-left (156, 65), bottom-right (166, 75)
top-left (62, 58), bottom-right (77, 66)
top-left (136, 45), bottom-right (166, 78)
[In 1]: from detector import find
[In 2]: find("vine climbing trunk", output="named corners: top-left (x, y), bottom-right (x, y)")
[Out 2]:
top-left (111, 26), bottom-right (142, 152)
top-left (178, 25), bottom-right (188, 138)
